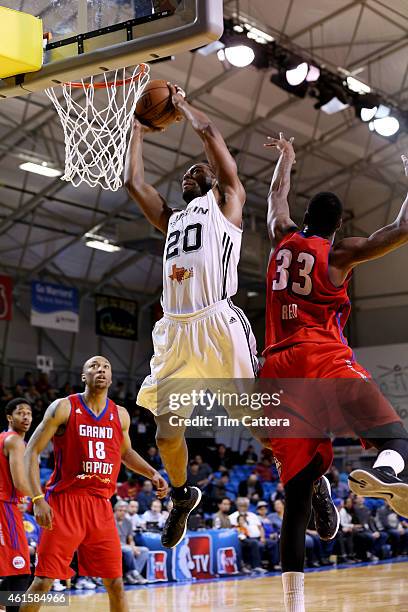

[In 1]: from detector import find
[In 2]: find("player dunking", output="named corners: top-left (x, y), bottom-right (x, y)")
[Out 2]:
top-left (125, 83), bottom-right (258, 548)
top-left (21, 356), bottom-right (168, 612)
top-left (262, 135), bottom-right (408, 612)
top-left (0, 398), bottom-right (32, 608)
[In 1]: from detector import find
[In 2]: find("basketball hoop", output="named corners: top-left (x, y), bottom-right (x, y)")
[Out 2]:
top-left (45, 64), bottom-right (150, 191)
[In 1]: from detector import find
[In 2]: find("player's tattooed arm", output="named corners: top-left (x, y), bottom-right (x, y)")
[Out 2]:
top-left (264, 132), bottom-right (298, 249)
top-left (24, 398), bottom-right (71, 529)
top-left (330, 153), bottom-right (408, 281)
top-left (169, 83), bottom-right (246, 228)
top-left (5, 435), bottom-right (32, 497)
top-left (124, 118), bottom-right (174, 234)
top-left (118, 406), bottom-right (169, 499)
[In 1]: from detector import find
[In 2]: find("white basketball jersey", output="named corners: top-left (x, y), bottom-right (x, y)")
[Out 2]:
top-left (162, 189), bottom-right (242, 314)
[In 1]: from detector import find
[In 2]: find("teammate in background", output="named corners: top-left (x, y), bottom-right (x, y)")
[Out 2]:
top-left (21, 356), bottom-right (168, 612)
top-left (125, 83), bottom-right (258, 548)
top-left (0, 398), bottom-right (32, 608)
top-left (263, 136), bottom-right (408, 612)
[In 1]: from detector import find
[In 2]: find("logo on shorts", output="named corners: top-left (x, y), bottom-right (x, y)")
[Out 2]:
top-left (12, 556), bottom-right (26, 570)
top-left (229, 317), bottom-right (237, 324)
top-left (76, 408), bottom-right (82, 414)
top-left (169, 264), bottom-right (194, 284)
top-left (0, 521), bottom-right (5, 546)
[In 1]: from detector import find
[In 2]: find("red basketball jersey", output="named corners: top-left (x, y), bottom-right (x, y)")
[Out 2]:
top-left (46, 394), bottom-right (123, 499)
top-left (264, 231), bottom-right (351, 355)
top-left (0, 431), bottom-right (24, 503)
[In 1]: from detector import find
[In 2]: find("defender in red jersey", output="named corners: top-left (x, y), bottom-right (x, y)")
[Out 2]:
top-left (262, 136), bottom-right (408, 612)
top-left (0, 398), bottom-right (32, 598)
top-left (21, 356), bottom-right (168, 612)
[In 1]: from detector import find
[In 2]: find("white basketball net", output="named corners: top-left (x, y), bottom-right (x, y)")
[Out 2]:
top-left (45, 64), bottom-right (150, 191)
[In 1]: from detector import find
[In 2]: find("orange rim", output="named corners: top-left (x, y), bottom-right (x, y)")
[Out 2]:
top-left (65, 63), bottom-right (149, 89)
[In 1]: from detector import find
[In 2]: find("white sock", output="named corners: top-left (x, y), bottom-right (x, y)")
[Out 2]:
top-left (373, 449), bottom-right (405, 475)
top-left (282, 572), bottom-right (305, 612)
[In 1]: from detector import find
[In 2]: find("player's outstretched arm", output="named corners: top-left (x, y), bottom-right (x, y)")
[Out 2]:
top-left (6, 435), bottom-right (32, 498)
top-left (170, 84), bottom-right (245, 228)
top-left (24, 398), bottom-right (71, 529)
top-left (331, 154), bottom-right (408, 279)
top-left (124, 118), bottom-right (174, 234)
top-left (265, 133), bottom-right (298, 249)
top-left (118, 406), bottom-right (169, 499)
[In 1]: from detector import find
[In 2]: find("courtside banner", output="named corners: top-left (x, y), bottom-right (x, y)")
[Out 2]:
top-left (31, 281), bottom-right (79, 332)
top-left (0, 274), bottom-right (12, 321)
top-left (95, 294), bottom-right (138, 340)
top-left (138, 529), bottom-right (240, 582)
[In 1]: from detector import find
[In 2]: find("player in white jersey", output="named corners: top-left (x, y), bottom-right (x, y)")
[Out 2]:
top-left (125, 83), bottom-right (257, 548)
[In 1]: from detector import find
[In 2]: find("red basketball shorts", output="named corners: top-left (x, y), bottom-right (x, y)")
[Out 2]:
top-left (35, 493), bottom-right (122, 579)
top-left (260, 342), bottom-right (401, 484)
top-left (0, 501), bottom-right (30, 576)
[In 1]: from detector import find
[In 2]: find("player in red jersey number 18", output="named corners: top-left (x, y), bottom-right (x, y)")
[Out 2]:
top-left (21, 356), bottom-right (168, 612)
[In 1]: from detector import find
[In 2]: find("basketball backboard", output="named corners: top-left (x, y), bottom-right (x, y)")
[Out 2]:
top-left (0, 0), bottom-right (223, 98)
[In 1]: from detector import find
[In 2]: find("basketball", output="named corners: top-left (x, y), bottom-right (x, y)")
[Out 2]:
top-left (135, 79), bottom-right (179, 129)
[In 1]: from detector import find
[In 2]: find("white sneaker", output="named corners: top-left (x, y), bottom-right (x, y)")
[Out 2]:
top-left (131, 570), bottom-right (148, 584)
top-left (254, 567), bottom-right (267, 574)
top-left (75, 577), bottom-right (97, 590)
top-left (52, 580), bottom-right (66, 592)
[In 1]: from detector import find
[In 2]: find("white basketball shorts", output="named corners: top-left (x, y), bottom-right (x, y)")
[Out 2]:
top-left (137, 298), bottom-right (258, 417)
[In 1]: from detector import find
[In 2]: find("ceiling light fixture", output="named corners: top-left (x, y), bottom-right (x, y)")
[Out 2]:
top-left (224, 45), bottom-right (255, 68)
top-left (369, 116), bottom-right (400, 137)
top-left (19, 161), bottom-right (62, 178)
top-left (85, 233), bottom-right (121, 253)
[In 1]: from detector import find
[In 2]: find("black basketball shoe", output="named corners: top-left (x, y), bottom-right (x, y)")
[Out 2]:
top-left (312, 475), bottom-right (340, 541)
top-left (349, 467), bottom-right (408, 518)
top-left (161, 486), bottom-right (202, 549)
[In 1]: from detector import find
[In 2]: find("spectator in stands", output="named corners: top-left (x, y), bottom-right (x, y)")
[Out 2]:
top-left (238, 473), bottom-right (263, 504)
top-left (337, 499), bottom-right (357, 563)
top-left (306, 518), bottom-right (334, 568)
top-left (269, 499), bottom-right (285, 531)
top-left (327, 466), bottom-right (349, 499)
top-left (36, 372), bottom-right (51, 395)
top-left (0, 381), bottom-right (13, 404)
top-left (32, 397), bottom-right (46, 426)
top-left (16, 371), bottom-right (35, 390)
top-left (24, 385), bottom-right (41, 405)
top-left (211, 444), bottom-right (234, 470)
top-left (194, 454), bottom-right (213, 480)
top-left (352, 496), bottom-right (388, 561)
top-left (187, 460), bottom-right (211, 489)
top-left (117, 474), bottom-right (141, 501)
top-left (213, 498), bottom-right (232, 529)
top-left (126, 500), bottom-right (145, 532)
top-left (137, 479), bottom-right (156, 513)
top-left (46, 388), bottom-right (58, 403)
top-left (142, 499), bottom-right (168, 530)
top-left (114, 501), bottom-right (148, 585)
top-left (376, 500), bottom-right (408, 556)
top-left (229, 497), bottom-right (267, 574)
top-left (14, 383), bottom-right (25, 398)
top-left (146, 445), bottom-right (163, 471)
top-left (254, 456), bottom-right (274, 482)
top-left (242, 444), bottom-right (258, 465)
top-left (112, 380), bottom-right (126, 402)
top-left (270, 481), bottom-right (285, 504)
top-left (211, 471), bottom-right (231, 501)
top-left (256, 501), bottom-right (280, 570)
